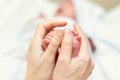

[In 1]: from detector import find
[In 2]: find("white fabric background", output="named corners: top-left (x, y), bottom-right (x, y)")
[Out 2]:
top-left (0, 0), bottom-right (120, 80)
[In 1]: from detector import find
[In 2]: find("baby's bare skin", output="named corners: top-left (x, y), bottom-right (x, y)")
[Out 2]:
top-left (42, 30), bottom-right (81, 58)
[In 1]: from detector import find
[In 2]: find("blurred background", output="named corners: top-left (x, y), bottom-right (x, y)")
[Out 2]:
top-left (93, 0), bottom-right (120, 10)
top-left (0, 0), bottom-right (120, 80)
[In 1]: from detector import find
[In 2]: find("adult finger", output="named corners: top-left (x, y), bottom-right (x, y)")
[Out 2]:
top-left (32, 20), bottom-right (67, 51)
top-left (73, 24), bottom-right (90, 59)
top-left (58, 29), bottom-right (73, 63)
top-left (43, 30), bottom-right (64, 62)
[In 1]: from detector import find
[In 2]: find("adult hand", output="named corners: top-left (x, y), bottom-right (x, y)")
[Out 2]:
top-left (53, 24), bottom-right (94, 80)
top-left (25, 20), bottom-right (67, 80)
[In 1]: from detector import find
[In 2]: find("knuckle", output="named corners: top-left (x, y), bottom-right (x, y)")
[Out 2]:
top-left (37, 21), bottom-right (50, 30)
top-left (46, 20), bottom-right (54, 27)
top-left (58, 58), bottom-right (68, 65)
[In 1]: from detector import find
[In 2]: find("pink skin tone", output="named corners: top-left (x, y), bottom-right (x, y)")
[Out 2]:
top-left (42, 30), bottom-right (81, 58)
top-left (55, 0), bottom-right (76, 20)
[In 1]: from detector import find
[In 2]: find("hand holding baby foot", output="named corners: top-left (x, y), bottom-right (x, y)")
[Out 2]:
top-left (53, 24), bottom-right (94, 80)
top-left (25, 20), bottom-right (67, 80)
top-left (25, 20), bottom-right (94, 80)
top-left (42, 29), bottom-right (81, 58)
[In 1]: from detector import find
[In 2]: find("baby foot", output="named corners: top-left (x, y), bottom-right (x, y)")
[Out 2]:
top-left (42, 30), bottom-right (56, 51)
top-left (71, 30), bottom-right (81, 57)
top-left (42, 30), bottom-right (81, 58)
